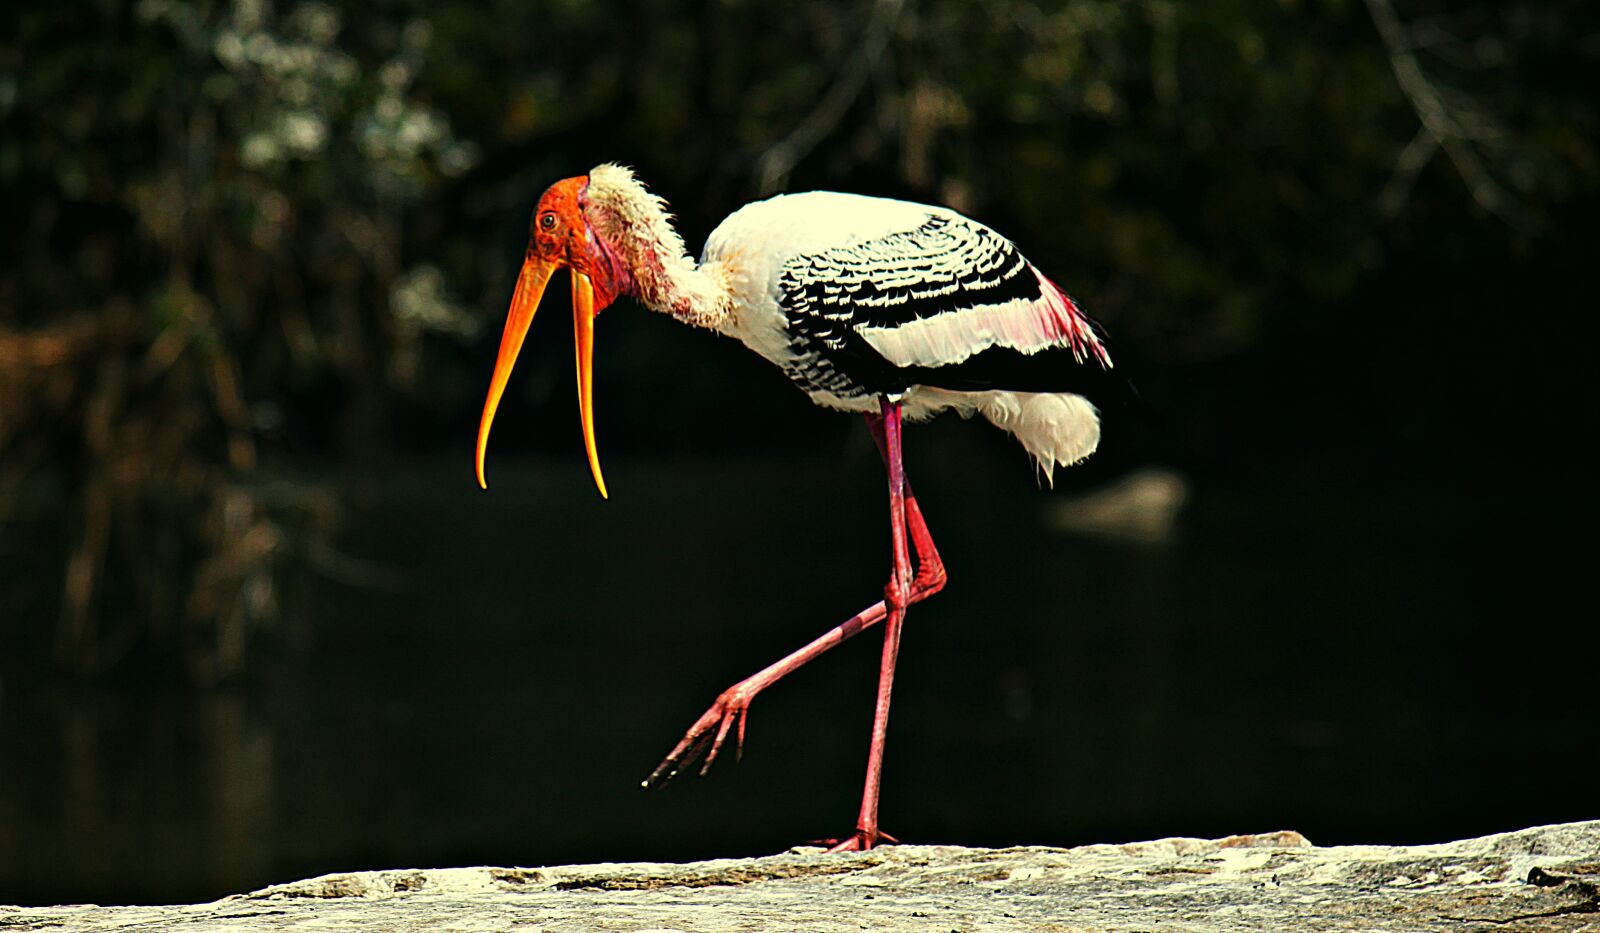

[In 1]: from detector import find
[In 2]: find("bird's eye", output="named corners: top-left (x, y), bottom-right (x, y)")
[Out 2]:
top-left (540, 213), bottom-right (557, 232)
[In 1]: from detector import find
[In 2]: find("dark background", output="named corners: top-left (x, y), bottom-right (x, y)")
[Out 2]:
top-left (2, 0), bottom-right (1598, 908)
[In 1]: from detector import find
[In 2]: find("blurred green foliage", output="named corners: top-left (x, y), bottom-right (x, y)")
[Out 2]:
top-left (1, 0), bottom-right (1595, 678)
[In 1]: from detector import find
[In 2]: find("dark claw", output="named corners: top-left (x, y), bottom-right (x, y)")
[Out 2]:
top-left (642, 694), bottom-right (753, 788)
top-left (814, 828), bottom-right (899, 852)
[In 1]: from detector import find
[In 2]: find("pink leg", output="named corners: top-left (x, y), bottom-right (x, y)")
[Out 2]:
top-left (826, 398), bottom-right (913, 852)
top-left (866, 410), bottom-right (946, 596)
top-left (643, 403), bottom-right (945, 792)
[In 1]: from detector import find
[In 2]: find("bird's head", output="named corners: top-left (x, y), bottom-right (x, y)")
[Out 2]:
top-left (475, 174), bottom-right (635, 498)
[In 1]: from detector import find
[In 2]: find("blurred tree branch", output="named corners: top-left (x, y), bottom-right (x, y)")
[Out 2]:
top-left (1363, 0), bottom-right (1525, 223)
top-left (756, 0), bottom-right (905, 193)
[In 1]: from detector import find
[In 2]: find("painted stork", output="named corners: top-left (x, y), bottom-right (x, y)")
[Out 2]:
top-left (475, 164), bottom-right (1120, 852)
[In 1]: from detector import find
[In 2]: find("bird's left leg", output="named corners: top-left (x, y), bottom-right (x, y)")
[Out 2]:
top-left (644, 597), bottom-right (890, 786)
top-left (643, 407), bottom-right (944, 790)
top-left (827, 397), bottom-right (915, 852)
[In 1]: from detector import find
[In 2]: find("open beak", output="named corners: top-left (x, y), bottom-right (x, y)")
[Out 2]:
top-left (475, 256), bottom-right (610, 498)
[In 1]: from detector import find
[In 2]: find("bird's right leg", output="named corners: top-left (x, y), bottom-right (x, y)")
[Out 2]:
top-left (865, 412), bottom-right (946, 597)
top-left (826, 398), bottom-right (914, 852)
top-left (642, 412), bottom-right (946, 788)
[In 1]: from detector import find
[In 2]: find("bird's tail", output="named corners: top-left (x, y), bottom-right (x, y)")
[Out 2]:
top-left (975, 391), bottom-right (1101, 485)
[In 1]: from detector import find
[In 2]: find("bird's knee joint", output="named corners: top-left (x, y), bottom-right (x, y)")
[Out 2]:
top-left (913, 564), bottom-right (947, 597)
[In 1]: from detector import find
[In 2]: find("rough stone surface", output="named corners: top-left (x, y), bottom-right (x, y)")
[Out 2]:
top-left (5, 822), bottom-right (1599, 931)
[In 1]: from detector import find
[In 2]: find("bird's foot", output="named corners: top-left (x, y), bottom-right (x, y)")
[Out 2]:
top-left (818, 828), bottom-right (900, 853)
top-left (642, 684), bottom-right (754, 788)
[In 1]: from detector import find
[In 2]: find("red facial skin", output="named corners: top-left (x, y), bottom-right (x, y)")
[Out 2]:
top-left (528, 176), bottom-right (632, 312)
top-left (476, 175), bottom-right (629, 495)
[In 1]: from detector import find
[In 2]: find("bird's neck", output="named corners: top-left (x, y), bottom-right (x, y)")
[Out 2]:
top-left (629, 243), bottom-right (733, 333)
top-left (582, 165), bottom-right (733, 332)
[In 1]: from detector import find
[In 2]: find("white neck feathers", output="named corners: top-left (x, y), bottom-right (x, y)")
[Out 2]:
top-left (582, 164), bottom-right (731, 331)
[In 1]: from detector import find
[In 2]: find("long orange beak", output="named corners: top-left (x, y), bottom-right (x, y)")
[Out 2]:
top-left (475, 257), bottom-right (609, 498)
top-left (569, 271), bottom-right (607, 498)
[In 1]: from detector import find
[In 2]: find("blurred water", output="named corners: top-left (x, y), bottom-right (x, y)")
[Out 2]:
top-left (1, 432), bottom-right (1594, 906)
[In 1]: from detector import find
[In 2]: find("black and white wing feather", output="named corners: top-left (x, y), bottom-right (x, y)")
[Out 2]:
top-left (776, 212), bottom-right (1112, 401)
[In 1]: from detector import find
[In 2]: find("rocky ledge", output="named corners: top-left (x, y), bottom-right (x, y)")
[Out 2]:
top-left (5, 821), bottom-right (1598, 931)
